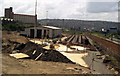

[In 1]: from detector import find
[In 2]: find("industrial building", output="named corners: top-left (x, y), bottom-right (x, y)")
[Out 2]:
top-left (4, 7), bottom-right (36, 24)
top-left (13, 13), bottom-right (37, 24)
top-left (5, 7), bottom-right (13, 18)
top-left (20, 26), bottom-right (62, 38)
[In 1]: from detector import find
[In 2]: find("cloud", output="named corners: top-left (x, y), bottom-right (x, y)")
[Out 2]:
top-left (67, 2), bottom-right (118, 22)
top-left (87, 0), bottom-right (119, 2)
top-left (3, 0), bottom-right (35, 15)
top-left (68, 12), bottom-right (118, 22)
top-left (87, 2), bottom-right (118, 13)
top-left (0, 0), bottom-right (4, 17)
top-left (118, 1), bottom-right (120, 11)
top-left (1, 0), bottom-right (119, 22)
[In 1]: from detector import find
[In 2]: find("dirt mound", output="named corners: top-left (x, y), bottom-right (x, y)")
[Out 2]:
top-left (9, 36), bottom-right (28, 44)
top-left (2, 31), bottom-right (28, 45)
top-left (20, 42), bottom-right (74, 63)
top-left (2, 31), bottom-right (29, 53)
top-left (38, 49), bottom-right (73, 63)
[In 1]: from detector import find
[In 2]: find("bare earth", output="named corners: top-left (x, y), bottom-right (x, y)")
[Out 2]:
top-left (2, 31), bottom-right (90, 74)
top-left (2, 53), bottom-right (91, 74)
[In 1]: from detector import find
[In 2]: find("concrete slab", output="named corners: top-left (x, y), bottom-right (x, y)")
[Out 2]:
top-left (60, 52), bottom-right (88, 67)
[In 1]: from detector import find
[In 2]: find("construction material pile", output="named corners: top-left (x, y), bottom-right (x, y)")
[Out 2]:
top-left (63, 35), bottom-right (90, 45)
top-left (19, 42), bottom-right (74, 63)
top-left (62, 34), bottom-right (96, 51)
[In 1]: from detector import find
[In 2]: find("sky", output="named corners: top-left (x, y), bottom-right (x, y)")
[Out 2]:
top-left (0, 0), bottom-right (120, 22)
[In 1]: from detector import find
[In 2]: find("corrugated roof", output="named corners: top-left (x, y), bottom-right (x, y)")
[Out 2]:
top-left (43, 26), bottom-right (61, 30)
top-left (25, 25), bottom-right (61, 30)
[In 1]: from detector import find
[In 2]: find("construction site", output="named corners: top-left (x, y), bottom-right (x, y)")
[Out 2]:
top-left (1, 1), bottom-right (120, 75)
top-left (2, 30), bottom-right (120, 75)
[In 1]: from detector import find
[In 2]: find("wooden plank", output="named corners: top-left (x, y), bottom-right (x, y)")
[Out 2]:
top-left (35, 53), bottom-right (43, 61)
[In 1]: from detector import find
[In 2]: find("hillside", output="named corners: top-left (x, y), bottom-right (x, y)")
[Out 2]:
top-left (38, 19), bottom-right (119, 31)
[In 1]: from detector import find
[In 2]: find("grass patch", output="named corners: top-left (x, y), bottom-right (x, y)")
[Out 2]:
top-left (62, 29), bottom-right (84, 35)
top-left (91, 32), bottom-right (120, 40)
top-left (3, 23), bottom-right (29, 31)
top-left (108, 56), bottom-right (119, 66)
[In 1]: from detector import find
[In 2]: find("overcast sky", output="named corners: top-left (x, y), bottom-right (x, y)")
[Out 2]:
top-left (0, 0), bottom-right (120, 22)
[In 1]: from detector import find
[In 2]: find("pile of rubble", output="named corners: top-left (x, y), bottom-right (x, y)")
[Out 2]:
top-left (20, 42), bottom-right (74, 63)
top-left (62, 34), bottom-right (96, 51)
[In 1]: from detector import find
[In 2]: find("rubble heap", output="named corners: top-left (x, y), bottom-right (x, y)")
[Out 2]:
top-left (20, 42), bottom-right (74, 63)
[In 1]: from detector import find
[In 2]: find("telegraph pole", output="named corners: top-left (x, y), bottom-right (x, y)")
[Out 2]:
top-left (34, 0), bottom-right (37, 43)
top-left (35, 0), bottom-right (37, 17)
top-left (46, 11), bottom-right (48, 19)
top-left (46, 11), bottom-right (48, 26)
top-left (46, 11), bottom-right (48, 41)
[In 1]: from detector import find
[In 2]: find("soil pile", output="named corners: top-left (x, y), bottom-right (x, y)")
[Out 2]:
top-left (20, 42), bottom-right (74, 63)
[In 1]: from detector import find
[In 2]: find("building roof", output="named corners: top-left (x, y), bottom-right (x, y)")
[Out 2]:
top-left (43, 26), bottom-right (61, 30)
top-left (25, 25), bottom-right (61, 30)
top-left (110, 27), bottom-right (117, 29)
top-left (14, 14), bottom-right (36, 17)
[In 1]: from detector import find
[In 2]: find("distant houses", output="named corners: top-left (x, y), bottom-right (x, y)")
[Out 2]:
top-left (109, 27), bottom-right (118, 33)
top-left (39, 19), bottom-right (119, 33)
top-left (101, 27), bottom-right (118, 34)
